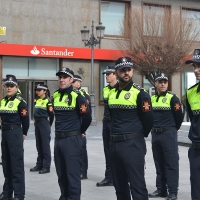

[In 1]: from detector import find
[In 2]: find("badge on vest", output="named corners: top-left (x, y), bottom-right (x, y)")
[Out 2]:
top-left (124, 92), bottom-right (131, 99)
top-left (142, 101), bottom-right (151, 112)
top-left (8, 102), bottom-right (14, 108)
top-left (65, 98), bottom-right (69, 102)
top-left (41, 102), bottom-right (44, 106)
top-left (162, 97), bottom-right (167, 103)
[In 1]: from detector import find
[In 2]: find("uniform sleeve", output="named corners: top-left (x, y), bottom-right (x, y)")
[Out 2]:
top-left (47, 101), bottom-right (54, 126)
top-left (137, 90), bottom-right (154, 137)
top-left (18, 100), bottom-right (30, 135)
top-left (76, 93), bottom-right (92, 133)
top-left (186, 92), bottom-right (193, 121)
top-left (170, 95), bottom-right (183, 130)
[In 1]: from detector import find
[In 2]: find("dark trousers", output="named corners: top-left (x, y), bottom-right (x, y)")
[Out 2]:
top-left (1, 128), bottom-right (25, 200)
top-left (188, 146), bottom-right (200, 200)
top-left (54, 135), bottom-right (82, 200)
top-left (151, 129), bottom-right (179, 195)
top-left (80, 137), bottom-right (88, 175)
top-left (102, 120), bottom-right (112, 180)
top-left (109, 137), bottom-right (148, 200)
top-left (34, 120), bottom-right (51, 169)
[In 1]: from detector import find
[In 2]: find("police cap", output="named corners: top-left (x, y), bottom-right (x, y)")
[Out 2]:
top-left (115, 57), bottom-right (133, 70)
top-left (102, 66), bottom-right (115, 74)
top-left (35, 84), bottom-right (48, 91)
top-left (56, 67), bottom-right (74, 78)
top-left (3, 74), bottom-right (18, 86)
top-left (73, 75), bottom-right (82, 82)
top-left (155, 73), bottom-right (168, 82)
top-left (185, 49), bottom-right (200, 64)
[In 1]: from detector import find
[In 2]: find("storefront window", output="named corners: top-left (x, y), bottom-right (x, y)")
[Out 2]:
top-left (3, 56), bottom-right (59, 78)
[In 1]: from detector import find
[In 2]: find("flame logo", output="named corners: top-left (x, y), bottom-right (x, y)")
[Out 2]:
top-left (30, 46), bottom-right (40, 55)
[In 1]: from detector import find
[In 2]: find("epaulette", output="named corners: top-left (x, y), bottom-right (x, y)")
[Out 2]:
top-left (188, 83), bottom-right (199, 90)
top-left (133, 83), bottom-right (144, 91)
top-left (81, 88), bottom-right (85, 93)
top-left (73, 88), bottom-right (81, 94)
top-left (167, 91), bottom-right (176, 95)
top-left (16, 95), bottom-right (23, 101)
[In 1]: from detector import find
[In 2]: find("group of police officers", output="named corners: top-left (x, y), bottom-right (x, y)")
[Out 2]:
top-left (0, 48), bottom-right (200, 200)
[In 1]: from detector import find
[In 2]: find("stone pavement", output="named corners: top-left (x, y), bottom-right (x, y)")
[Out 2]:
top-left (0, 122), bottom-right (192, 200)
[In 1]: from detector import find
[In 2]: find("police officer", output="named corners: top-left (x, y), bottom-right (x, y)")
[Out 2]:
top-left (30, 84), bottom-right (54, 174)
top-left (0, 74), bottom-right (29, 200)
top-left (108, 57), bottom-right (154, 200)
top-left (185, 49), bottom-right (200, 200)
top-left (149, 73), bottom-right (183, 200)
top-left (53, 68), bottom-right (91, 200)
top-left (72, 75), bottom-right (91, 180)
top-left (96, 66), bottom-right (117, 187)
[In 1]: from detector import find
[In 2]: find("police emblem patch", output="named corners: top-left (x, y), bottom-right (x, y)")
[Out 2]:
top-left (8, 102), bottom-right (14, 108)
top-left (41, 102), bottom-right (44, 106)
top-left (9, 76), bottom-right (13, 81)
top-left (122, 57), bottom-right (127, 62)
top-left (65, 98), bottom-right (69, 102)
top-left (162, 97), bottom-right (167, 103)
top-left (142, 101), bottom-right (151, 112)
top-left (174, 103), bottom-right (181, 111)
top-left (80, 104), bottom-right (87, 113)
top-left (124, 92), bottom-right (131, 99)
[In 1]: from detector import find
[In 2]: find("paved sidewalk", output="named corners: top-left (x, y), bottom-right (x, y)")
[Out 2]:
top-left (0, 122), bottom-right (192, 200)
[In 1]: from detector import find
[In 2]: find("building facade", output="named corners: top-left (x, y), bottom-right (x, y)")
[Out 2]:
top-left (0, 0), bottom-right (199, 120)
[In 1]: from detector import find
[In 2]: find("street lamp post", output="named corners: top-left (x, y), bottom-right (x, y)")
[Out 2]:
top-left (81, 21), bottom-right (105, 125)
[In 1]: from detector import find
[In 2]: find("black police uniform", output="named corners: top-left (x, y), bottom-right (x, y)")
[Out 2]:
top-left (30, 84), bottom-right (54, 174)
top-left (185, 49), bottom-right (200, 200)
top-left (0, 75), bottom-right (30, 200)
top-left (149, 74), bottom-right (183, 200)
top-left (108, 57), bottom-right (154, 200)
top-left (97, 66), bottom-right (116, 187)
top-left (53, 68), bottom-right (91, 200)
top-left (73, 74), bottom-right (91, 179)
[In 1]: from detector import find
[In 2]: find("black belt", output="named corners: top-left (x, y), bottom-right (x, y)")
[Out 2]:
top-left (34, 118), bottom-right (47, 123)
top-left (2, 124), bottom-right (21, 131)
top-left (192, 141), bottom-right (200, 149)
top-left (110, 133), bottom-right (143, 142)
top-left (55, 130), bottom-right (81, 138)
top-left (152, 127), bottom-right (175, 133)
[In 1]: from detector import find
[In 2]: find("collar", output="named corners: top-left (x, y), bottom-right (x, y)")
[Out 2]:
top-left (116, 80), bottom-right (133, 91)
top-left (155, 90), bottom-right (168, 97)
top-left (59, 85), bottom-right (73, 94)
top-left (108, 82), bottom-right (118, 90)
top-left (5, 93), bottom-right (17, 101)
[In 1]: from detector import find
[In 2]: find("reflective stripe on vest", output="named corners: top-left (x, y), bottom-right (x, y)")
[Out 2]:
top-left (0, 98), bottom-right (21, 113)
top-left (151, 93), bottom-right (173, 110)
top-left (187, 84), bottom-right (200, 115)
top-left (53, 91), bottom-right (77, 110)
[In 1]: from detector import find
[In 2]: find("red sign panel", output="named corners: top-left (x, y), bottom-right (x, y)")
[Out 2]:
top-left (0, 43), bottom-right (123, 61)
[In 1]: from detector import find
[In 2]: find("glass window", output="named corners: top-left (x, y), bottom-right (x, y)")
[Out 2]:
top-left (29, 58), bottom-right (59, 77)
top-left (99, 62), bottom-right (115, 102)
top-left (2, 56), bottom-right (59, 78)
top-left (3, 57), bottom-right (28, 77)
top-left (101, 1), bottom-right (127, 35)
top-left (182, 8), bottom-right (200, 41)
top-left (143, 3), bottom-right (170, 37)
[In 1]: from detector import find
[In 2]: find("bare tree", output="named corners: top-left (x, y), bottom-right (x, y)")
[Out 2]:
top-left (116, 8), bottom-right (200, 86)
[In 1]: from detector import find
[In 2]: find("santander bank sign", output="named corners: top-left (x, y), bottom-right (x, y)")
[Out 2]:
top-left (30, 46), bottom-right (74, 57)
